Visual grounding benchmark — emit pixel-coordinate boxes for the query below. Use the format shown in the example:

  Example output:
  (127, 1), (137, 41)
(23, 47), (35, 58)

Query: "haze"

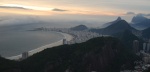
(0, 0), (150, 27)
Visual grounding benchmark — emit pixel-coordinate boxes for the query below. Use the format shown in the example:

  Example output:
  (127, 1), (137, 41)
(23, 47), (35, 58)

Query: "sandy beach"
(6, 32), (73, 60)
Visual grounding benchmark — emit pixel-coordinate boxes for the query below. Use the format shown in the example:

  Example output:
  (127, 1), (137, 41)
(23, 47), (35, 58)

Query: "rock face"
(70, 25), (88, 31)
(42, 37), (123, 72)
(84, 41), (117, 72)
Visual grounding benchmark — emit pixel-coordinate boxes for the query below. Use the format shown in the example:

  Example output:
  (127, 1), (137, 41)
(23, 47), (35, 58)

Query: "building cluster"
(19, 27), (103, 60)
(132, 39), (150, 55)
(20, 52), (29, 60)
(35, 27), (103, 44)
(121, 40), (150, 72)
(23, 27), (150, 72)
(143, 40), (150, 53)
(121, 61), (150, 72)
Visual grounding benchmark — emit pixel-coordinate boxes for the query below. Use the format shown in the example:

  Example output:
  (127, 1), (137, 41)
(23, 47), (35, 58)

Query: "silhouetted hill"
(91, 20), (137, 35)
(113, 30), (143, 50)
(101, 17), (122, 28)
(131, 15), (150, 29)
(0, 37), (139, 72)
(0, 56), (20, 72)
(70, 25), (88, 31)
(142, 27), (150, 39)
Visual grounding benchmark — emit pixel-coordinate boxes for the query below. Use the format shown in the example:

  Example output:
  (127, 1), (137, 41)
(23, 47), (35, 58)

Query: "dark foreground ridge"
(0, 37), (139, 72)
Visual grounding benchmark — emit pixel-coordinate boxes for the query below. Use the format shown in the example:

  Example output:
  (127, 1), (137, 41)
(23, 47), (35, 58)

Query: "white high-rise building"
(22, 52), (29, 59)
(63, 39), (67, 45)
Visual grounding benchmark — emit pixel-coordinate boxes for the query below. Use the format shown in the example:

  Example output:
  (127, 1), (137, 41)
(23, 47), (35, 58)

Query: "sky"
(0, 0), (150, 27)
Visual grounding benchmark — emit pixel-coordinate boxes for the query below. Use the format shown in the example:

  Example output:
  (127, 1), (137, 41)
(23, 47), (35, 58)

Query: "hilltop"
(0, 37), (139, 72)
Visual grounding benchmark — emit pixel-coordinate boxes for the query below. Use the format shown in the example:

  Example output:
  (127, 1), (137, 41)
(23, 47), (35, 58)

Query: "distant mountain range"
(131, 15), (150, 30)
(70, 25), (88, 31)
(131, 14), (148, 24)
(90, 20), (137, 35)
(101, 17), (122, 28)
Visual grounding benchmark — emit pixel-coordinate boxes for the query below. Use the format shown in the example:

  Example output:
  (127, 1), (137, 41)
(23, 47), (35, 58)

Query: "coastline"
(6, 32), (73, 60)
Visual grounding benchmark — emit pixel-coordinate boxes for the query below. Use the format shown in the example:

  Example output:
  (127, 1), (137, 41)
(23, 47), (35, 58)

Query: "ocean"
(0, 24), (64, 57)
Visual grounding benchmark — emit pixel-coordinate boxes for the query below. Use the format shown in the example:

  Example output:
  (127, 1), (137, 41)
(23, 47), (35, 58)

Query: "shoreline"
(6, 32), (73, 60)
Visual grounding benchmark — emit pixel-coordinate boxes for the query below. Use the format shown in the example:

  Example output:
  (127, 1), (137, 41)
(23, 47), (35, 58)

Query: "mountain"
(131, 15), (150, 29)
(101, 17), (122, 28)
(70, 25), (88, 31)
(131, 14), (148, 24)
(91, 20), (137, 35)
(132, 19), (150, 30)
(113, 30), (143, 50)
(0, 37), (138, 72)
(142, 27), (150, 39)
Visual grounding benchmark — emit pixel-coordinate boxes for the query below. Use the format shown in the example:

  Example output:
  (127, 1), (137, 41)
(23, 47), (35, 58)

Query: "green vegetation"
(0, 37), (140, 72)
(0, 56), (19, 72)
(113, 30), (143, 50)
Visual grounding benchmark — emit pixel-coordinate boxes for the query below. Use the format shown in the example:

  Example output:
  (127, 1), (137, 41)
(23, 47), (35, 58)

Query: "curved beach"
(6, 32), (73, 60)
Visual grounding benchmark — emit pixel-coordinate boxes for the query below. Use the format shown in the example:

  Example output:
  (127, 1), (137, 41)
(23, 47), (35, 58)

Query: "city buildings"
(143, 40), (150, 53)
(63, 39), (67, 45)
(22, 52), (29, 59)
(133, 40), (139, 53)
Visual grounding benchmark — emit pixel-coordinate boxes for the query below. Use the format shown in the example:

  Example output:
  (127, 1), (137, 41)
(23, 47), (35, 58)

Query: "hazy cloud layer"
(126, 12), (135, 15)
(0, 6), (31, 10)
(125, 12), (150, 17)
(136, 13), (150, 17)
(52, 8), (68, 12)
(0, 0), (150, 14)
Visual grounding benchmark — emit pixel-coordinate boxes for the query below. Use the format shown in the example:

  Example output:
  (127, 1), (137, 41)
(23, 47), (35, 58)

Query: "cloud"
(125, 12), (150, 17)
(52, 8), (68, 12)
(144, 14), (150, 16)
(137, 13), (150, 16)
(126, 12), (135, 15)
(0, 6), (31, 10)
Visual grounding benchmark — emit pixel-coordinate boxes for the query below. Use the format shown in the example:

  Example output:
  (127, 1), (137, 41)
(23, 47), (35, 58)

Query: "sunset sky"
(0, 0), (149, 16)
(0, 0), (150, 27)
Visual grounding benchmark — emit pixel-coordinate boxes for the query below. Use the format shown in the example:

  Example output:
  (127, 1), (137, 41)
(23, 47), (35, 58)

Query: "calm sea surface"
(0, 24), (64, 57)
